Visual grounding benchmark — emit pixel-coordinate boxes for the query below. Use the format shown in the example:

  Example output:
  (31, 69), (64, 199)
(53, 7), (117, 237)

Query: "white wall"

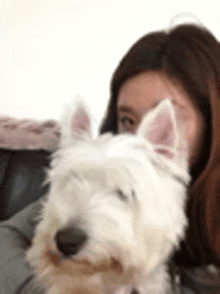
(1, 0), (220, 132)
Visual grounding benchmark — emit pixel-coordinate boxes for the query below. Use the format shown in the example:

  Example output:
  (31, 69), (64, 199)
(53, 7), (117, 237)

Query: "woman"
(1, 23), (220, 293)
(100, 24), (220, 292)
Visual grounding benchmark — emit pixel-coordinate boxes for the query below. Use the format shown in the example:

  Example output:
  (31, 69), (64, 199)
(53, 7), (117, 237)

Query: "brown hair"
(100, 24), (220, 268)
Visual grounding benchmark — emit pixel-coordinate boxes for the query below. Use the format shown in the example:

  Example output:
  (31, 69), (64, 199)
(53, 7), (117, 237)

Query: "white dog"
(26, 97), (190, 294)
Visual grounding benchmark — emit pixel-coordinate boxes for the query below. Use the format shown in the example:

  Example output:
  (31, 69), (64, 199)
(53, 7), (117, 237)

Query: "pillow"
(0, 116), (60, 151)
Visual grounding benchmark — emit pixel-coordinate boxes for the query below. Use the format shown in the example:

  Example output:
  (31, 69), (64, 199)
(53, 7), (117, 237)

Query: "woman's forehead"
(117, 71), (193, 114)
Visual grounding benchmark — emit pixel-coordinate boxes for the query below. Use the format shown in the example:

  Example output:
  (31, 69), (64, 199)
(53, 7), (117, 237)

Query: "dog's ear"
(60, 95), (92, 147)
(136, 98), (187, 160)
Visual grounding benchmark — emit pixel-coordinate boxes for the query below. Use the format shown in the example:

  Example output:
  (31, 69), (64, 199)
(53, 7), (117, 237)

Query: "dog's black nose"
(55, 227), (87, 256)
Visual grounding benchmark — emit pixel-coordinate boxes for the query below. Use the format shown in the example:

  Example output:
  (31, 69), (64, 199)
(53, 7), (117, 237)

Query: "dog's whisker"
(39, 263), (54, 279)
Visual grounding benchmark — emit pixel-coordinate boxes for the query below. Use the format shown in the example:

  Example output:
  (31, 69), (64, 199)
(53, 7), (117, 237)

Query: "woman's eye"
(118, 116), (136, 133)
(118, 116), (135, 133)
(118, 117), (135, 127)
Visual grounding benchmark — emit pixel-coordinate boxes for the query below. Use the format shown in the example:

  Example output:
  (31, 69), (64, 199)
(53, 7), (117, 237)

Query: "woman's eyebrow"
(117, 106), (139, 117)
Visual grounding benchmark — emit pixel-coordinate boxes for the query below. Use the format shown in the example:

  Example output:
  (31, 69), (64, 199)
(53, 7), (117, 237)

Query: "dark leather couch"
(0, 149), (51, 221)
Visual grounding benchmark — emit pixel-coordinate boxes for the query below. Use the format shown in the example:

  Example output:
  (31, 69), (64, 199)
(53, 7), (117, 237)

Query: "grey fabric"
(182, 288), (195, 294)
(0, 149), (50, 221)
(0, 198), (45, 294)
(179, 265), (220, 294)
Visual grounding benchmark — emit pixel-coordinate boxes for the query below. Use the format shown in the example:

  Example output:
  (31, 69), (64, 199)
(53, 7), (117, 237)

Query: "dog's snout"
(55, 227), (87, 256)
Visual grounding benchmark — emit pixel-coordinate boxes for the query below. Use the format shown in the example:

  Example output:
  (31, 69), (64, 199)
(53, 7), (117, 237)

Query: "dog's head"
(27, 96), (190, 293)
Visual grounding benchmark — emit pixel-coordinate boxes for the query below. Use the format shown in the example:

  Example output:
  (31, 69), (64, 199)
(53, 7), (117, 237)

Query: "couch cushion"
(0, 149), (51, 220)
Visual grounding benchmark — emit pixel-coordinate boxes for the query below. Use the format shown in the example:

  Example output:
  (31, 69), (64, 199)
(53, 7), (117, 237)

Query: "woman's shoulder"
(0, 197), (45, 241)
(0, 198), (45, 294)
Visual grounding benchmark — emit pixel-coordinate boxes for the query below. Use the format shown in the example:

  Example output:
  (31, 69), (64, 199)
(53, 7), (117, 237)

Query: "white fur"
(27, 97), (190, 294)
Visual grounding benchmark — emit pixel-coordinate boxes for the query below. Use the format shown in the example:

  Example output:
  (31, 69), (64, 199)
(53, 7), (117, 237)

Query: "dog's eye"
(131, 190), (136, 201)
(116, 189), (128, 201)
(114, 189), (136, 203)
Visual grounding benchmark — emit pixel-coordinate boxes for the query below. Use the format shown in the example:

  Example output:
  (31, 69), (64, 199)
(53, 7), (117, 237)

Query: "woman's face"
(117, 71), (205, 167)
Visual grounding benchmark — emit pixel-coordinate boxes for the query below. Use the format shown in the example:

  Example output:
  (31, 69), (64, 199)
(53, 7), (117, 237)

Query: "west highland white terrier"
(26, 97), (190, 294)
